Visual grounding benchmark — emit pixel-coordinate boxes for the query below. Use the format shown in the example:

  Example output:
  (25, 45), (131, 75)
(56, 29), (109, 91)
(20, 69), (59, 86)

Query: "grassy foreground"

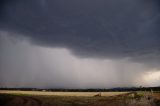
(0, 91), (160, 106)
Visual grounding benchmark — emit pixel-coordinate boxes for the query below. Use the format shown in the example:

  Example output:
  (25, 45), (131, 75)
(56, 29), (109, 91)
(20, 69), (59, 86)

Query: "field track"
(0, 96), (42, 106)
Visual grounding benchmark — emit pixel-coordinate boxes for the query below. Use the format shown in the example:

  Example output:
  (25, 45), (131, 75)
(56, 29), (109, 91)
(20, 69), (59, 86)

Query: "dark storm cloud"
(1, 1), (160, 88)
(0, 0), (160, 60)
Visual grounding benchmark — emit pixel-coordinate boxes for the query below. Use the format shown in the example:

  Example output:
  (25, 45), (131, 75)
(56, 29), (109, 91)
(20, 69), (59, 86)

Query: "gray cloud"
(0, 0), (160, 88)
(0, 0), (160, 60)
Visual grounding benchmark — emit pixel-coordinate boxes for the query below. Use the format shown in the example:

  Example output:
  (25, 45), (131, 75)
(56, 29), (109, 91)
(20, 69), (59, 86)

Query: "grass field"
(0, 90), (128, 97)
(0, 90), (160, 106)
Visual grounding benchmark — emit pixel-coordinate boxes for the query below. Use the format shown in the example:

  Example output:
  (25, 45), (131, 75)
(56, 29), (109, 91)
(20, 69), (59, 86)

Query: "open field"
(0, 90), (128, 97)
(0, 91), (160, 106)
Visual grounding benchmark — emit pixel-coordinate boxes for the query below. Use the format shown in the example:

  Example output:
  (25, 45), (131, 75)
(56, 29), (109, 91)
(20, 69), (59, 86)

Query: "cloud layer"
(0, 0), (160, 88)
(0, 0), (160, 60)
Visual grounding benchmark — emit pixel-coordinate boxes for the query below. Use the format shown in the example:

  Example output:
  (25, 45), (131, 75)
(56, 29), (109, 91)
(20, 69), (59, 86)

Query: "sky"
(0, 0), (160, 88)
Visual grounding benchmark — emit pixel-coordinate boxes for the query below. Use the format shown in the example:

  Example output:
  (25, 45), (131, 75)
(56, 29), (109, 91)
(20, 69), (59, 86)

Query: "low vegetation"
(0, 91), (160, 106)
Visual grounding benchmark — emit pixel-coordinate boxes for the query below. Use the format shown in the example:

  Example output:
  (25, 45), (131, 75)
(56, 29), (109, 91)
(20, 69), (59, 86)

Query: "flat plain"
(0, 90), (128, 97)
(0, 90), (160, 106)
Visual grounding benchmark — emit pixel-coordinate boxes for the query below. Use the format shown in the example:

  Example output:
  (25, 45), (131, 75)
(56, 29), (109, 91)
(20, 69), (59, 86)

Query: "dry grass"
(0, 91), (160, 106)
(0, 90), (128, 97)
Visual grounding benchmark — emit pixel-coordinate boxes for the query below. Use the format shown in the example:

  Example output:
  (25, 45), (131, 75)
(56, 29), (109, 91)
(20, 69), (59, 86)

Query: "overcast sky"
(0, 0), (160, 88)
